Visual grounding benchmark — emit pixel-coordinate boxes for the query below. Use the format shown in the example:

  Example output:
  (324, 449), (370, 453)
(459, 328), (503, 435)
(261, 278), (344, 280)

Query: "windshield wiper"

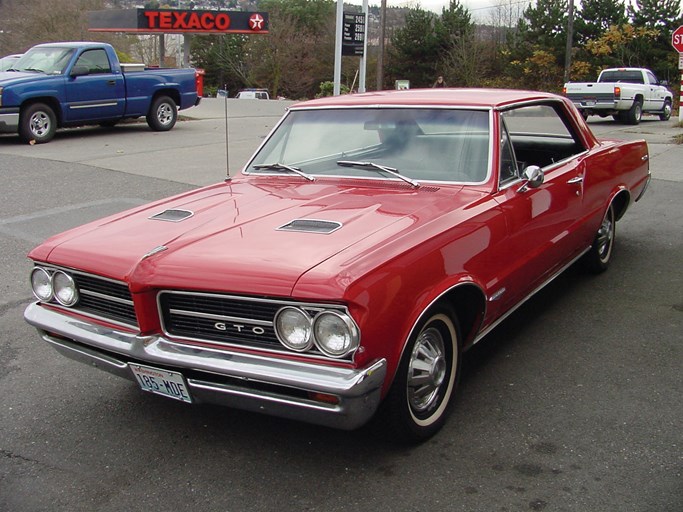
(252, 163), (315, 181)
(337, 160), (420, 188)
(22, 68), (45, 73)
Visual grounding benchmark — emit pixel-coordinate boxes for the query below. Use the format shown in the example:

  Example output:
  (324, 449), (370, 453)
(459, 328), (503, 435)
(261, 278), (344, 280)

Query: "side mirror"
(517, 165), (544, 193)
(660, 80), (669, 86)
(71, 64), (89, 77)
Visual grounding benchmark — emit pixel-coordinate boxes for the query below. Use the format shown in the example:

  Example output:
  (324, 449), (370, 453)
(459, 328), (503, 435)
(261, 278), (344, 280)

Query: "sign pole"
(672, 26), (683, 122)
(333, 0), (343, 96)
(358, 0), (368, 93)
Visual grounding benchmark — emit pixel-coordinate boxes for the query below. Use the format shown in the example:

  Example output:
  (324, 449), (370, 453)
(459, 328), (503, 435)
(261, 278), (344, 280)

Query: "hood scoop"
(277, 219), (342, 234)
(149, 209), (194, 222)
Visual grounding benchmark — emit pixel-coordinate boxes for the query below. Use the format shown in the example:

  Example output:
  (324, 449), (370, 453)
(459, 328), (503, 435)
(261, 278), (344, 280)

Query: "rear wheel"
(582, 204), (615, 273)
(19, 103), (56, 143)
(626, 100), (642, 125)
(659, 100), (672, 121)
(382, 305), (461, 443)
(146, 95), (177, 131)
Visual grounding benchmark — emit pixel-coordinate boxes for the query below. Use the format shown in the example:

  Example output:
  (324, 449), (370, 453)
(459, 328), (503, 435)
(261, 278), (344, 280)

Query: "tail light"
(614, 86), (621, 98)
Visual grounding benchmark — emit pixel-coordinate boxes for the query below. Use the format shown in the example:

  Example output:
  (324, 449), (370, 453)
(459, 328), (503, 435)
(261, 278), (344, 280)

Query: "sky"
(370, 0), (530, 20)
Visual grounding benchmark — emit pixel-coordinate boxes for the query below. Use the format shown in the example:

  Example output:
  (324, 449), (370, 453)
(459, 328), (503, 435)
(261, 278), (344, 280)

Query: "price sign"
(342, 12), (365, 56)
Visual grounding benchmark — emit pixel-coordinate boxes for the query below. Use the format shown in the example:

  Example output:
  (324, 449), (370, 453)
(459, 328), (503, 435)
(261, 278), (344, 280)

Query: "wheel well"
(612, 189), (631, 221)
(21, 97), (62, 125)
(440, 283), (487, 347)
(633, 94), (644, 105)
(152, 89), (180, 107)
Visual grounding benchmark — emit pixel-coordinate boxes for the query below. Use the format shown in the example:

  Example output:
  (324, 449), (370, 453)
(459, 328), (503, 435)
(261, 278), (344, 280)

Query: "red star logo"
(249, 14), (264, 31)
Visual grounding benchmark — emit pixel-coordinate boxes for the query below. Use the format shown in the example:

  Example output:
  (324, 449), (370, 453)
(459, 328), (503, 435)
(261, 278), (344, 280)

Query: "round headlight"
(313, 311), (359, 358)
(274, 307), (313, 352)
(52, 271), (79, 306)
(30, 267), (53, 302)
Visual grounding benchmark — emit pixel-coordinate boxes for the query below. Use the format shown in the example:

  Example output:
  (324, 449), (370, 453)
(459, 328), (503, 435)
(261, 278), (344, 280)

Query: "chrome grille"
(158, 291), (352, 359)
(73, 273), (137, 327)
(159, 292), (282, 350)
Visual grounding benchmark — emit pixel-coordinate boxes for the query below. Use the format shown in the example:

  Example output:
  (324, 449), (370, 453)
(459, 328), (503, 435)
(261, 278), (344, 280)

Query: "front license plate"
(130, 364), (192, 403)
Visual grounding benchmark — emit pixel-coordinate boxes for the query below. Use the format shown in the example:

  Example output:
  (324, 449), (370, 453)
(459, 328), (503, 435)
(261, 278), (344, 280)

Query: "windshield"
(248, 108), (491, 183)
(12, 47), (75, 75)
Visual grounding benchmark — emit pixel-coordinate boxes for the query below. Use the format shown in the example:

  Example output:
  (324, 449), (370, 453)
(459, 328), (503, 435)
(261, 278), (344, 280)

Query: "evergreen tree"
(628, 0), (682, 81)
(575, 0), (628, 45)
(386, 7), (439, 88)
(434, 0), (479, 86)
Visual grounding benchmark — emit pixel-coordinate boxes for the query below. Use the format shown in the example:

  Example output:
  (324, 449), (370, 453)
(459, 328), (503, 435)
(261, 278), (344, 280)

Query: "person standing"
(432, 75), (447, 88)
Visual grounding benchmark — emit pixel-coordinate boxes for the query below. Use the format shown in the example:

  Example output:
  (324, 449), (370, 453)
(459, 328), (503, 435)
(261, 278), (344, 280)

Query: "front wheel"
(659, 100), (672, 121)
(19, 103), (57, 143)
(381, 306), (461, 443)
(582, 204), (615, 273)
(146, 95), (177, 131)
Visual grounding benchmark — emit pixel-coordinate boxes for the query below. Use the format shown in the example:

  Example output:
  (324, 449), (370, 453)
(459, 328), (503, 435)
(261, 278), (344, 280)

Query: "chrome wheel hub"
(30, 112), (50, 137)
(157, 104), (173, 125)
(407, 327), (447, 413)
(597, 214), (613, 260)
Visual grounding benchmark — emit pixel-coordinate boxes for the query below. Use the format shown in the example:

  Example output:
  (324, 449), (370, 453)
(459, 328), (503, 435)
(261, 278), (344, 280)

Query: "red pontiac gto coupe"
(24, 89), (650, 442)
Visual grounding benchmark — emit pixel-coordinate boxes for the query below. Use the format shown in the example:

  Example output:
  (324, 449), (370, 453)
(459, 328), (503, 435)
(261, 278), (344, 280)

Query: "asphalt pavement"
(0, 99), (681, 512)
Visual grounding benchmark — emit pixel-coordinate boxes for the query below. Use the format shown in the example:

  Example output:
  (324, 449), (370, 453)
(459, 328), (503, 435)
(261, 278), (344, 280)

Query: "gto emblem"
(214, 322), (265, 335)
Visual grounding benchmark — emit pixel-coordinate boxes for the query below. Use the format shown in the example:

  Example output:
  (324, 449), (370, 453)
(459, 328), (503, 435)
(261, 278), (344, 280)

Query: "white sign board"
(679, 53), (683, 70)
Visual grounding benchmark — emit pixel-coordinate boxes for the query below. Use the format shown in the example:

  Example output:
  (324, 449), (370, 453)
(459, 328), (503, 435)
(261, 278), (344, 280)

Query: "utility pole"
(376, 0), (387, 90)
(564, 0), (574, 84)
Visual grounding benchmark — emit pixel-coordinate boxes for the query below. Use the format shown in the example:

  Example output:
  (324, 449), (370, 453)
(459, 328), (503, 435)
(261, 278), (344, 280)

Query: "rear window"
(598, 70), (644, 84)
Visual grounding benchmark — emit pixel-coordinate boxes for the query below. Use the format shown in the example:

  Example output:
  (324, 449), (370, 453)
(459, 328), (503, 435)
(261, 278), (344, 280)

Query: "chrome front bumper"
(24, 303), (387, 430)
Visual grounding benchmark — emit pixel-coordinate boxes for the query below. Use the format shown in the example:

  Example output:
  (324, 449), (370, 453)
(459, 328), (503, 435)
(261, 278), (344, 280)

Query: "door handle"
(567, 176), (583, 184)
(107, 80), (116, 86)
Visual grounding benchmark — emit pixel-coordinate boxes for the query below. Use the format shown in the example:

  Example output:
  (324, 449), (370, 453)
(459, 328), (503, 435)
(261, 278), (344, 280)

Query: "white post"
(358, 0), (369, 93)
(333, 0), (344, 96)
(679, 70), (683, 123)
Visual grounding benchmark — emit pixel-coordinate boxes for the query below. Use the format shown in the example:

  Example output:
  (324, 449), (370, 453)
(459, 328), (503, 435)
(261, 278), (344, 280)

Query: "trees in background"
(1, 0), (681, 98)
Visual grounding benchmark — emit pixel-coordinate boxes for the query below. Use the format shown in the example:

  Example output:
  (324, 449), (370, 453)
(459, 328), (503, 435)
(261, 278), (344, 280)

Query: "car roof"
(32, 42), (108, 50)
(292, 88), (560, 110)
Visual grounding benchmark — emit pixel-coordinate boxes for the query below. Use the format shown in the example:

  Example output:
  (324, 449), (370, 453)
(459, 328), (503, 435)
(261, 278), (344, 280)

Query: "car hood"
(0, 71), (52, 85)
(31, 177), (484, 297)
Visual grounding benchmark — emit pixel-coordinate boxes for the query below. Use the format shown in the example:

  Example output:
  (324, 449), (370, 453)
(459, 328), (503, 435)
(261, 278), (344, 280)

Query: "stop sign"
(672, 26), (683, 53)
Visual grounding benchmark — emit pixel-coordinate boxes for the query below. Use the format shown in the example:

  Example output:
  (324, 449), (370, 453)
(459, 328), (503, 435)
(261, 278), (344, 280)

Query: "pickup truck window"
(74, 49), (112, 74)
(13, 47), (74, 75)
(598, 70), (644, 84)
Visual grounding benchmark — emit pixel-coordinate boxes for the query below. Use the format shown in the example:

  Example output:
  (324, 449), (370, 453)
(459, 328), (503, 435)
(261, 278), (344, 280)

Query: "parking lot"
(0, 101), (681, 512)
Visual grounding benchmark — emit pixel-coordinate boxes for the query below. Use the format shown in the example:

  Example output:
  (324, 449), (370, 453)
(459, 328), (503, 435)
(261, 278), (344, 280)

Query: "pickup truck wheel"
(147, 95), (177, 131)
(381, 305), (461, 443)
(582, 204), (615, 273)
(659, 100), (672, 121)
(626, 100), (642, 125)
(19, 103), (56, 143)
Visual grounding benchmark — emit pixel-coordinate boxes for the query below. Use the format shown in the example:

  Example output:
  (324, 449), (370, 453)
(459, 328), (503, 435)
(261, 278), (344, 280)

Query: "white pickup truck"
(563, 68), (672, 124)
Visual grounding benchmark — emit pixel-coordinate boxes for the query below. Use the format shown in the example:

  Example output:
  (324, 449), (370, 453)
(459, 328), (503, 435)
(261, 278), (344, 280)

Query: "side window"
(501, 104), (586, 170)
(74, 49), (111, 74)
(646, 71), (658, 85)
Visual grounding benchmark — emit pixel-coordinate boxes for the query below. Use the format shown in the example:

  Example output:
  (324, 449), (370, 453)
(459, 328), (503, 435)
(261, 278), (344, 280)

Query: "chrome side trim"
(68, 101), (119, 110)
(472, 248), (590, 345)
(25, 303), (386, 430)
